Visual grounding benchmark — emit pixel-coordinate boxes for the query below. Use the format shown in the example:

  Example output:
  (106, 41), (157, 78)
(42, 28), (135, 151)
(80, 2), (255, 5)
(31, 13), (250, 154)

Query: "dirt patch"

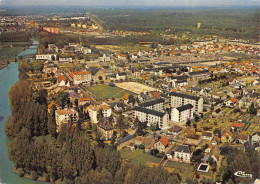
(116, 82), (157, 94)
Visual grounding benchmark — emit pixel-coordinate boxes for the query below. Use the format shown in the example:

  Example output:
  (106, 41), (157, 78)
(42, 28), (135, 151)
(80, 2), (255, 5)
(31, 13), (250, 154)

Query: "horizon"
(0, 0), (259, 8)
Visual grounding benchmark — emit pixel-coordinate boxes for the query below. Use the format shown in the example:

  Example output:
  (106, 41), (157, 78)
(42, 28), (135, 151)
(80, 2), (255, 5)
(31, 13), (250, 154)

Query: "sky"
(0, 0), (259, 7)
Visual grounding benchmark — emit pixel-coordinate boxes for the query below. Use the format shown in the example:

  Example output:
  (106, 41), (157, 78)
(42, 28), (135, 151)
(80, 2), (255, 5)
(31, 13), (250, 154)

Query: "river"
(0, 38), (46, 184)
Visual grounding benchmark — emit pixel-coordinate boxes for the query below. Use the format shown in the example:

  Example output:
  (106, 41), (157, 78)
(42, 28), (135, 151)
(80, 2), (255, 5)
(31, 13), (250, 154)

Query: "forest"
(92, 7), (259, 40)
(0, 32), (31, 42)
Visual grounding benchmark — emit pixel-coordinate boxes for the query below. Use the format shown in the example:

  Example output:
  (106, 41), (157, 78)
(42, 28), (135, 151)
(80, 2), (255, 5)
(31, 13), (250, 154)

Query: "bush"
(16, 168), (25, 177)
(42, 173), (50, 182)
(138, 144), (145, 150)
(30, 171), (38, 181)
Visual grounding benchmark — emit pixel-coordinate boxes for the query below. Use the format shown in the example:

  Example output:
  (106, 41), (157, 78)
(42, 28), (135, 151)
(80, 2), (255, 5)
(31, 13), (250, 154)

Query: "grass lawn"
(120, 148), (161, 165)
(86, 84), (135, 100)
(165, 160), (194, 181)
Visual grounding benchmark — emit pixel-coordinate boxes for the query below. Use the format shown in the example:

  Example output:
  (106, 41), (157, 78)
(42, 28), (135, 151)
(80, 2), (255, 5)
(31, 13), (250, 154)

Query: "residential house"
(231, 122), (243, 132)
(174, 145), (191, 162)
(201, 131), (214, 141)
(48, 44), (59, 53)
(70, 71), (92, 84)
(55, 108), (78, 129)
(116, 134), (136, 150)
(186, 134), (201, 145)
(116, 72), (127, 81)
(97, 116), (114, 140)
(154, 137), (169, 152)
(83, 47), (91, 54)
(170, 92), (203, 113)
(99, 53), (111, 62)
(114, 102), (125, 112)
(42, 61), (57, 74)
(168, 125), (182, 136)
(236, 134), (248, 144)
(221, 130), (233, 142)
(78, 98), (90, 106)
(47, 102), (61, 113)
(134, 136), (155, 151)
(252, 132), (260, 143)
(59, 57), (73, 63)
(88, 103), (112, 123)
(36, 54), (57, 60)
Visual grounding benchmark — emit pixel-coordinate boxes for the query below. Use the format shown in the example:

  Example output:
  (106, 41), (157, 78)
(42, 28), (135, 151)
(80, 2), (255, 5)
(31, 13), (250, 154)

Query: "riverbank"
(0, 38), (38, 70)
(0, 63), (45, 184)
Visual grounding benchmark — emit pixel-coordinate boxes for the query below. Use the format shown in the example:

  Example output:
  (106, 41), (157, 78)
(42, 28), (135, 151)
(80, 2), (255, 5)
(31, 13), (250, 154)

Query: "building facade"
(171, 104), (194, 122)
(170, 92), (203, 113)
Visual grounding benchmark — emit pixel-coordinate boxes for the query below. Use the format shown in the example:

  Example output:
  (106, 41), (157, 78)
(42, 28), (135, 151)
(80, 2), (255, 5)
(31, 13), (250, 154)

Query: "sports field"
(86, 84), (134, 100)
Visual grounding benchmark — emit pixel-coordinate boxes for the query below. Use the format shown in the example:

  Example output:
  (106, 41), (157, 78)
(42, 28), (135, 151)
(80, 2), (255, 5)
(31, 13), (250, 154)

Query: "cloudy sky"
(0, 0), (259, 7)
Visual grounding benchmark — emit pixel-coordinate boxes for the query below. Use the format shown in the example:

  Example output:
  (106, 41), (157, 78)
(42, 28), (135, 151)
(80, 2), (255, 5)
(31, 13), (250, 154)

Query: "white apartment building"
(139, 98), (165, 112)
(171, 104), (194, 122)
(170, 92), (203, 113)
(133, 106), (169, 129)
(88, 103), (112, 124)
(36, 54), (57, 60)
(55, 108), (79, 128)
(69, 71), (92, 84)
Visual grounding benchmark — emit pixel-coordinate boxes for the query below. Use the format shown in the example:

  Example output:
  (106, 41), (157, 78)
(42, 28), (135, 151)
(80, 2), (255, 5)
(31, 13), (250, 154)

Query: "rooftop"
(133, 106), (165, 117)
(170, 92), (200, 101)
(176, 104), (193, 112)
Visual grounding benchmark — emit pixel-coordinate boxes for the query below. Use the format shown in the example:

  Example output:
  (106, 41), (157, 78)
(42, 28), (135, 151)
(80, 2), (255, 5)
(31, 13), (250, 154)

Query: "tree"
(47, 110), (57, 137)
(56, 91), (70, 108)
(213, 128), (221, 138)
(74, 98), (78, 107)
(248, 102), (257, 115)
(186, 119), (191, 127)
(191, 149), (204, 163)
(115, 114), (127, 136)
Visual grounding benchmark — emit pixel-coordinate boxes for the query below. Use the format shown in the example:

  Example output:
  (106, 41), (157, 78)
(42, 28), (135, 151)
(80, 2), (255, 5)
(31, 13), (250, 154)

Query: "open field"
(116, 82), (157, 94)
(196, 61), (227, 66)
(86, 84), (135, 100)
(120, 148), (161, 165)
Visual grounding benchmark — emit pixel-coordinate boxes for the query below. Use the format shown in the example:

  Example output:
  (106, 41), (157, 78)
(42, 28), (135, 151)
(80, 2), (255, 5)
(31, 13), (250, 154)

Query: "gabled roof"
(151, 91), (161, 99)
(230, 98), (237, 103)
(232, 122), (243, 128)
(123, 93), (129, 100)
(159, 137), (169, 146)
(78, 98), (90, 102)
(48, 102), (60, 109)
(70, 71), (90, 78)
(237, 134), (248, 141)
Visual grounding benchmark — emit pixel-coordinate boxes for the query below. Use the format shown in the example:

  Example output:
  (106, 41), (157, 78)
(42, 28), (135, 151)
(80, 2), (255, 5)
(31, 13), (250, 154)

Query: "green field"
(120, 148), (161, 165)
(86, 84), (135, 100)
(0, 47), (24, 61)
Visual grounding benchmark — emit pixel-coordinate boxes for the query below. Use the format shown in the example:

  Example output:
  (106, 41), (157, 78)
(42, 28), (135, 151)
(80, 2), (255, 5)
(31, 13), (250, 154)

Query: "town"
(1, 6), (259, 184)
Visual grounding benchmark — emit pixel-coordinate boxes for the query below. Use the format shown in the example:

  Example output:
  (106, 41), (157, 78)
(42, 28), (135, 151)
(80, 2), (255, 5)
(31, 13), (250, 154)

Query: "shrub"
(30, 171), (38, 181)
(16, 168), (25, 177)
